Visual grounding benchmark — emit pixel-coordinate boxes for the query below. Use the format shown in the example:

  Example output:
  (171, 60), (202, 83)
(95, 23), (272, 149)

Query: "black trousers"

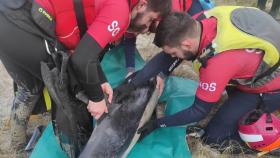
(0, 12), (49, 90)
(133, 50), (280, 145)
(0, 12), (48, 152)
(203, 89), (280, 144)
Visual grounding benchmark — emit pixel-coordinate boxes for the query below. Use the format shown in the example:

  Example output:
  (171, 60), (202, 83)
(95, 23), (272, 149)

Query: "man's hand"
(115, 71), (138, 101)
(87, 99), (108, 120)
(114, 82), (136, 102)
(137, 120), (159, 141)
(125, 71), (134, 79)
(156, 76), (165, 97)
(101, 82), (113, 103)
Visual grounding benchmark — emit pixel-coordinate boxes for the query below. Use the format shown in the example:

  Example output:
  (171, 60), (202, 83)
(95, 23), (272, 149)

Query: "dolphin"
(40, 52), (93, 158)
(79, 78), (158, 158)
(41, 50), (158, 158)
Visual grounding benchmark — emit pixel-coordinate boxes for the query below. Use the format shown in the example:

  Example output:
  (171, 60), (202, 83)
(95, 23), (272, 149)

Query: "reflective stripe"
(239, 131), (264, 142)
(43, 87), (52, 111)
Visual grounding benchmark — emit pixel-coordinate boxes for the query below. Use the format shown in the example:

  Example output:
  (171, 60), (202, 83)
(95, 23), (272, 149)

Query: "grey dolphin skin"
(79, 79), (159, 158)
(40, 50), (158, 158)
(40, 52), (93, 158)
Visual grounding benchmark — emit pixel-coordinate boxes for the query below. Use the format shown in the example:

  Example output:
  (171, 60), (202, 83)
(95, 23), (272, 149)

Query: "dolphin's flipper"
(41, 56), (93, 158)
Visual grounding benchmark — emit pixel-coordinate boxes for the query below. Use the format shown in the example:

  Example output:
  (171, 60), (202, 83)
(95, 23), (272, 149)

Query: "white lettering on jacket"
(107, 21), (120, 37)
(199, 82), (217, 92)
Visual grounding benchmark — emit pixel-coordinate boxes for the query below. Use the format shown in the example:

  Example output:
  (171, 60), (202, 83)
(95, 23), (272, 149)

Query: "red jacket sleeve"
(87, 1), (130, 48)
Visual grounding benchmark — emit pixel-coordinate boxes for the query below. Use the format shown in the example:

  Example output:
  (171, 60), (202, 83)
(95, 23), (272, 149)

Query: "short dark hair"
(147, 0), (172, 18)
(154, 12), (197, 47)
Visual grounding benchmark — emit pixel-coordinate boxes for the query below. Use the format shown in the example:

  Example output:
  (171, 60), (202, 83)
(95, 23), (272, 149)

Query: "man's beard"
(182, 50), (197, 61)
(128, 12), (147, 33)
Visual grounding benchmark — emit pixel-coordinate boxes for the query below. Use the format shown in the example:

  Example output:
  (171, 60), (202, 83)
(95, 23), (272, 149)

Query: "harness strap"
(257, 93), (272, 123)
(73, 0), (87, 38)
(197, 43), (216, 68)
(254, 59), (280, 83)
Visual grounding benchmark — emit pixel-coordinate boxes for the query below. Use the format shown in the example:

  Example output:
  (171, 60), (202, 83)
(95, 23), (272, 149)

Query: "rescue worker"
(123, 0), (214, 79)
(133, 7), (280, 152)
(0, 0), (171, 156)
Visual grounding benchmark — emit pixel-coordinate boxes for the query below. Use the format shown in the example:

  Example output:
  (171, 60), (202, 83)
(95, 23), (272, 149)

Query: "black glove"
(125, 70), (138, 83)
(113, 70), (139, 102)
(137, 120), (159, 141)
(186, 125), (205, 138)
(114, 82), (136, 102)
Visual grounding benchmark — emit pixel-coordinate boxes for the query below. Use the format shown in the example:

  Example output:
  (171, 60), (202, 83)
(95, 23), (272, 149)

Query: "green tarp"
(128, 76), (196, 158)
(31, 45), (196, 158)
(30, 122), (69, 158)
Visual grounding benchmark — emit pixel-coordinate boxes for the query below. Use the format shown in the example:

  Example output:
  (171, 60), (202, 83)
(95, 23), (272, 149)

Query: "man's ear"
(136, 0), (148, 11)
(181, 39), (192, 49)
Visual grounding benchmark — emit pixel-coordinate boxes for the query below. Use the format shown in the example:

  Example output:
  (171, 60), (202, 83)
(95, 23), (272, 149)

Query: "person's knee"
(203, 118), (238, 145)
(263, 92), (280, 112)
(202, 130), (241, 145)
(16, 80), (43, 96)
(15, 85), (40, 101)
(12, 85), (41, 119)
(202, 134), (221, 145)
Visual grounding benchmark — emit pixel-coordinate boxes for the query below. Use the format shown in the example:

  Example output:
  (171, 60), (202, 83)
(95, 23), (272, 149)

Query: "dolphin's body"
(41, 56), (93, 158)
(79, 79), (158, 158)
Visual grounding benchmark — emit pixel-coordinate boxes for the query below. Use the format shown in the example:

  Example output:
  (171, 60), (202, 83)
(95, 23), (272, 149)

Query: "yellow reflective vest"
(193, 6), (280, 87)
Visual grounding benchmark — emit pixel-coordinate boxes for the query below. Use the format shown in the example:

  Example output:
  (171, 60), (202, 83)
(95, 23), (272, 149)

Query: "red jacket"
(196, 17), (280, 102)
(35, 0), (136, 49)
(172, 0), (192, 12)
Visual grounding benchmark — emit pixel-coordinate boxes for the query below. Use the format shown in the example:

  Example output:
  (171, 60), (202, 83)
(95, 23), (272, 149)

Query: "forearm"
(97, 65), (107, 84)
(70, 33), (104, 101)
(124, 36), (136, 71)
(132, 51), (179, 86)
(157, 97), (213, 127)
(160, 54), (182, 78)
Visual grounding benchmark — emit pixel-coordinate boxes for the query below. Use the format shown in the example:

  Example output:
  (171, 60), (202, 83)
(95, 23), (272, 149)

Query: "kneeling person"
(137, 6), (280, 151)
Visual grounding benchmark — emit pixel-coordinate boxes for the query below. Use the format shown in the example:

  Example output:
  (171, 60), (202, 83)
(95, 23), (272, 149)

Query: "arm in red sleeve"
(196, 51), (245, 102)
(70, 1), (129, 101)
(124, 35), (137, 72)
(87, 1), (130, 48)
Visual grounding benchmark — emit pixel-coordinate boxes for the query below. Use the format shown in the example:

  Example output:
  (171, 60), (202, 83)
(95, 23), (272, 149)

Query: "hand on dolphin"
(101, 82), (113, 103)
(114, 71), (139, 101)
(87, 99), (108, 120)
(156, 76), (165, 97)
(114, 82), (136, 101)
(137, 119), (159, 141)
(125, 71), (134, 79)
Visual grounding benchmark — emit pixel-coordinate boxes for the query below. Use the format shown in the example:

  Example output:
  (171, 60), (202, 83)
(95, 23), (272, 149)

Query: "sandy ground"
(0, 0), (279, 158)
(0, 63), (14, 157)
(0, 63), (50, 157)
